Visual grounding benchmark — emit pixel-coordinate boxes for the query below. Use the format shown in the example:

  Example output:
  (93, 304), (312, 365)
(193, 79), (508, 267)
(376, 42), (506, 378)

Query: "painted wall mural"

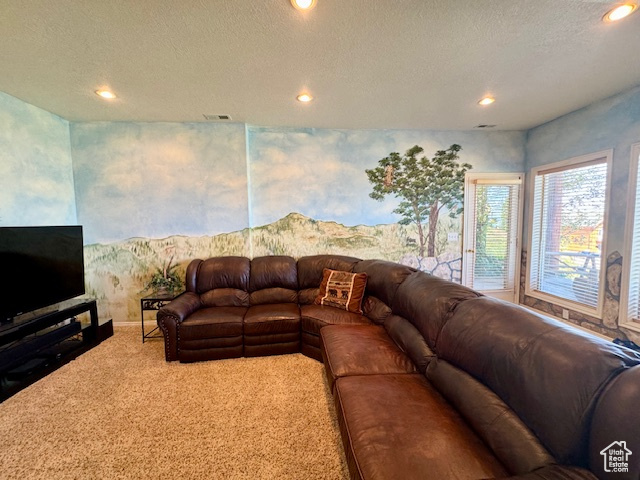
(1, 90), (532, 325)
(70, 122), (250, 245)
(66, 124), (526, 323)
(247, 126), (525, 279)
(0, 92), (76, 226)
(69, 121), (251, 322)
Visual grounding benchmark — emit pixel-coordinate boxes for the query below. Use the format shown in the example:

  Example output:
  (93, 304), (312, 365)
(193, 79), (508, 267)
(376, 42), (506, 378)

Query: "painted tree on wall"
(366, 144), (471, 258)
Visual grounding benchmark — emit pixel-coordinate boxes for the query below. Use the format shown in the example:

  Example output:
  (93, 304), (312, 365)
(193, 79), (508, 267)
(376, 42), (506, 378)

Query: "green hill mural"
(84, 212), (462, 323)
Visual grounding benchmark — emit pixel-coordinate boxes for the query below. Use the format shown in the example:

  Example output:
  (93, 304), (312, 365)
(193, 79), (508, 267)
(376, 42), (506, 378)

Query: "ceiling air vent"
(474, 124), (496, 128)
(203, 114), (232, 121)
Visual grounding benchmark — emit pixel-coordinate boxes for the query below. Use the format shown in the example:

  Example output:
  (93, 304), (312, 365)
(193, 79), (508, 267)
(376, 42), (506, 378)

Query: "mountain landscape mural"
(84, 212), (463, 323)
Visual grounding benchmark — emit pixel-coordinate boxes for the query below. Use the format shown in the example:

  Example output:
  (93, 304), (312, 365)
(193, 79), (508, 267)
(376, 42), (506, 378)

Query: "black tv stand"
(0, 299), (107, 401)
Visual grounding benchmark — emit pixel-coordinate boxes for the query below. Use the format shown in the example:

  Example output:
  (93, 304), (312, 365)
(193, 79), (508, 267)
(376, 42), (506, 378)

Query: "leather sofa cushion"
(249, 256), (297, 291)
(384, 314), (434, 373)
(244, 342), (299, 357)
(501, 465), (599, 479)
(180, 335), (242, 350)
(589, 364), (640, 478)
(244, 303), (300, 336)
(194, 256), (250, 293)
(300, 304), (371, 335)
(438, 296), (640, 467)
(426, 357), (555, 474)
(353, 259), (416, 306)
(298, 287), (319, 305)
(244, 332), (299, 346)
(201, 288), (250, 307)
(249, 287), (298, 305)
(320, 324), (416, 390)
(179, 306), (246, 339)
(392, 270), (481, 349)
(334, 374), (508, 480)
(301, 331), (320, 348)
(297, 254), (361, 289)
(361, 296), (392, 324)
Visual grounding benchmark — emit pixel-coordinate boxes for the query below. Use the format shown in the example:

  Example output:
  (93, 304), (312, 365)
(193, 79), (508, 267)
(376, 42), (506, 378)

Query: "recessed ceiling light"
(297, 93), (313, 103)
(95, 89), (116, 99)
(291, 0), (316, 10)
(478, 96), (495, 106)
(603, 3), (637, 22)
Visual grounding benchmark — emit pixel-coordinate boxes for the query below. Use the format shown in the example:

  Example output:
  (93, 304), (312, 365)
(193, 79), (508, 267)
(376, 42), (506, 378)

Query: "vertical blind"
(529, 159), (607, 309)
(627, 151), (640, 322)
(469, 180), (520, 291)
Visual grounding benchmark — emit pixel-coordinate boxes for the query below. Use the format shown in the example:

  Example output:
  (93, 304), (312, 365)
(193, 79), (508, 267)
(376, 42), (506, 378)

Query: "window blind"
(469, 182), (520, 291)
(626, 152), (640, 322)
(529, 160), (607, 309)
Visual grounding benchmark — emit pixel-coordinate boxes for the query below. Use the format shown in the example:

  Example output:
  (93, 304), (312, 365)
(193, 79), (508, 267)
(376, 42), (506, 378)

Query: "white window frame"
(619, 142), (640, 333)
(525, 149), (613, 318)
(462, 172), (524, 302)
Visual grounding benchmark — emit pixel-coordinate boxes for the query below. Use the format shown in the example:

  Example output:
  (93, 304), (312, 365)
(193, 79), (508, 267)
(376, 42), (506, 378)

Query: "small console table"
(140, 291), (183, 343)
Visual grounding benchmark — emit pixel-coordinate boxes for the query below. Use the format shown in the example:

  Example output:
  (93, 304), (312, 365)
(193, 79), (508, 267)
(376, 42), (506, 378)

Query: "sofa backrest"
(353, 260), (416, 325)
(249, 256), (298, 305)
(589, 364), (640, 479)
(185, 257), (251, 307)
(353, 259), (416, 306)
(437, 296), (640, 468)
(392, 270), (482, 349)
(425, 356), (555, 475)
(384, 314), (434, 373)
(296, 255), (361, 304)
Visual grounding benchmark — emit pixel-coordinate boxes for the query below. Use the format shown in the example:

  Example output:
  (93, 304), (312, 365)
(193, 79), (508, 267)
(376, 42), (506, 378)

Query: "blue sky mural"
(70, 122), (249, 245)
(0, 92), (76, 226)
(247, 126), (526, 228)
(68, 122), (526, 245)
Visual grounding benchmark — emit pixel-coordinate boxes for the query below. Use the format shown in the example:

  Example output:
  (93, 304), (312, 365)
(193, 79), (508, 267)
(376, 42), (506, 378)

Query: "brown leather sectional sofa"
(157, 254), (640, 480)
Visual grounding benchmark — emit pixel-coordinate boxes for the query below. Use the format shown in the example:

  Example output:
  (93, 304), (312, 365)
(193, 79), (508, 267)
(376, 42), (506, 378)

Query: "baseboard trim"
(113, 321), (140, 327)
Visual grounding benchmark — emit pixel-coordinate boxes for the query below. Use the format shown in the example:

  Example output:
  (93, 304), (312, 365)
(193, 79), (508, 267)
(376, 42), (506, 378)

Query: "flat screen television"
(0, 226), (85, 322)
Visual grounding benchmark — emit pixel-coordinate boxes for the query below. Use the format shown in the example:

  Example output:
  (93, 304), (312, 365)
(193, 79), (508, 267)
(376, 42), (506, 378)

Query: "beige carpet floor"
(0, 327), (349, 479)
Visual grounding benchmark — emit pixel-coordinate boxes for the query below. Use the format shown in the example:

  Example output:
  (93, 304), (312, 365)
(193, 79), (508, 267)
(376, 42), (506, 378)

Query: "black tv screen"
(0, 226), (85, 321)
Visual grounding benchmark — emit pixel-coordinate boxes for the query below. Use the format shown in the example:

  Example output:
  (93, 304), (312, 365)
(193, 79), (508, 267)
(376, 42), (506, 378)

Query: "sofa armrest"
(499, 465), (598, 480)
(156, 292), (202, 361)
(160, 292), (202, 320)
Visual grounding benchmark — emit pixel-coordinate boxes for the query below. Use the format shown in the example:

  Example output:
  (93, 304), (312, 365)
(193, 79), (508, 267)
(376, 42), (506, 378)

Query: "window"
(462, 174), (523, 302)
(526, 150), (612, 316)
(621, 143), (640, 331)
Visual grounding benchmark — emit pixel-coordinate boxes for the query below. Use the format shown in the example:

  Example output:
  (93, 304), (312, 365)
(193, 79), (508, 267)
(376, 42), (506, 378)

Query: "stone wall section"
(400, 253), (462, 283)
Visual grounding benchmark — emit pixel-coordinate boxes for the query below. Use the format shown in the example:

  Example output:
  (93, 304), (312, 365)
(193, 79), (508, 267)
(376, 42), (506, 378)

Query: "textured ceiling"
(1, 0), (640, 130)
